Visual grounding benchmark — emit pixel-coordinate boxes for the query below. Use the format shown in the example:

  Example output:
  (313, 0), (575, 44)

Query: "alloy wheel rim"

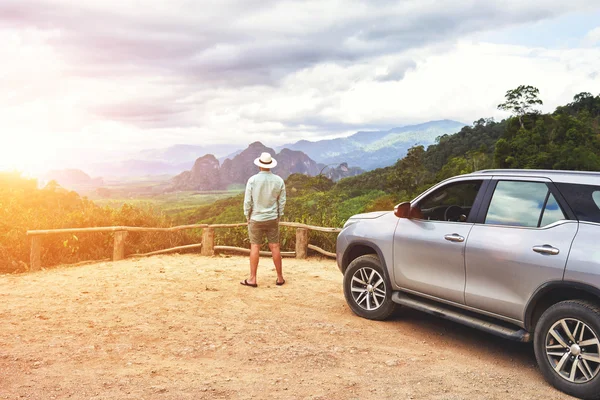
(350, 267), (386, 311)
(545, 318), (600, 383)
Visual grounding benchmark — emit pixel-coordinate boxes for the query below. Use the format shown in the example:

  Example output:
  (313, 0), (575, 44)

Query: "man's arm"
(278, 181), (286, 219)
(243, 177), (253, 221)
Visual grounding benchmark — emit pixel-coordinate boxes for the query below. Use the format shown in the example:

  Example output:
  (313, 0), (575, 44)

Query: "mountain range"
(80, 120), (464, 178)
(44, 120), (466, 192)
(44, 169), (104, 188)
(166, 142), (363, 191)
(277, 120), (466, 170)
(83, 144), (240, 178)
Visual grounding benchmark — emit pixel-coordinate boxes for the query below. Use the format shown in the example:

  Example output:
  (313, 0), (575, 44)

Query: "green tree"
(573, 92), (593, 102)
(386, 145), (429, 196)
(438, 151), (491, 180)
(497, 85), (543, 129)
(567, 92), (598, 116)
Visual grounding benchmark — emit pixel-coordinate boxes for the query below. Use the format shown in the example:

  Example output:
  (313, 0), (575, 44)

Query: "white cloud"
(0, 0), (600, 172)
(183, 40), (600, 133)
(585, 27), (600, 45)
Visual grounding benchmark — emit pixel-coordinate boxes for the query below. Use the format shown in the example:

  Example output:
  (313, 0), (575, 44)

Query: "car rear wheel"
(534, 300), (600, 399)
(343, 254), (397, 321)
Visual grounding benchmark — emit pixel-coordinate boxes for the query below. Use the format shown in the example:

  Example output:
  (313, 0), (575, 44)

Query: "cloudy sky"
(1, 0), (600, 172)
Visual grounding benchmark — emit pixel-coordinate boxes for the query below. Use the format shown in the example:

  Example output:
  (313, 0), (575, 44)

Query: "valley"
(91, 190), (243, 217)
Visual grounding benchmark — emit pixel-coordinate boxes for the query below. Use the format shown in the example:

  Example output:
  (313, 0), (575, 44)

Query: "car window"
(540, 193), (565, 227)
(555, 183), (600, 223)
(485, 181), (565, 227)
(417, 180), (482, 222)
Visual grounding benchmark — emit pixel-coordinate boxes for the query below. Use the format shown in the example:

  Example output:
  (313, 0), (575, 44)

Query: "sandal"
(240, 279), (258, 288)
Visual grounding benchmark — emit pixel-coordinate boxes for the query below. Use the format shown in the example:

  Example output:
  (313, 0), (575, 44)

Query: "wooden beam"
(127, 243), (203, 258)
(201, 228), (215, 256)
(307, 244), (336, 258)
(113, 231), (128, 261)
(24, 220), (342, 269)
(295, 228), (309, 259)
(30, 236), (41, 272)
(206, 223), (248, 228)
(214, 246), (296, 257)
(280, 222), (341, 233)
(26, 221), (341, 236)
(27, 224), (209, 236)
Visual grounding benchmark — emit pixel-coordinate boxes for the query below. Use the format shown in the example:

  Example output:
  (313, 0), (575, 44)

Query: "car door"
(464, 178), (578, 322)
(393, 178), (489, 304)
(558, 182), (600, 287)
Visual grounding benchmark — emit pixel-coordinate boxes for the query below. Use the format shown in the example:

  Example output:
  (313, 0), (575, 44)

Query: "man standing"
(240, 152), (286, 288)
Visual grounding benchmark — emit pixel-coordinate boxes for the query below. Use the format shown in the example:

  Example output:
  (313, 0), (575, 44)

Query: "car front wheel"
(534, 300), (600, 400)
(343, 254), (397, 321)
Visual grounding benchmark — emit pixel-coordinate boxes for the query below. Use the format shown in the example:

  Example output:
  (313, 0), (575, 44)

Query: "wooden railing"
(26, 222), (342, 271)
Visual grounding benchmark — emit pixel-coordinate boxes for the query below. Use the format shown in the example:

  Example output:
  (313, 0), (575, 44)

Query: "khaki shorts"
(248, 218), (280, 244)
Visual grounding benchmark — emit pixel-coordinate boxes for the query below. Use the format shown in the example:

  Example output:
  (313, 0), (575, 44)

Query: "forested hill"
(186, 90), (600, 231)
(2, 89), (599, 273)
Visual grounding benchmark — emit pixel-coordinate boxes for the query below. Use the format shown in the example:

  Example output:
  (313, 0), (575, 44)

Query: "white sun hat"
(254, 152), (277, 168)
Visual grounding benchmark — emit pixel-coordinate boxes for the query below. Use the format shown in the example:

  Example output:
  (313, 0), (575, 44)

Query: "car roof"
(470, 169), (600, 185)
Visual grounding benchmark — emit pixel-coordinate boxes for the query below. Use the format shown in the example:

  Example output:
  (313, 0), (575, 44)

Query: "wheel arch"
(342, 241), (389, 277)
(525, 281), (600, 331)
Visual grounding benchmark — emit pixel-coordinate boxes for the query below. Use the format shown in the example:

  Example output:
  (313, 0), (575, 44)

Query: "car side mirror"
(394, 202), (423, 219)
(394, 202), (412, 218)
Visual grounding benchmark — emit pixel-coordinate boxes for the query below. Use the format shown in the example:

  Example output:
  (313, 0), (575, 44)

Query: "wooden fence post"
(30, 236), (41, 272)
(295, 228), (308, 259)
(113, 231), (128, 261)
(201, 228), (215, 256)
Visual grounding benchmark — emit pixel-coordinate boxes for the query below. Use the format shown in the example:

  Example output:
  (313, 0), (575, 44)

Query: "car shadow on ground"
(388, 307), (537, 367)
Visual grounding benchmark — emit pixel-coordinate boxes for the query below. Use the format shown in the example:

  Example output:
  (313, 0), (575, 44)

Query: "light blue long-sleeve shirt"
(243, 171), (286, 222)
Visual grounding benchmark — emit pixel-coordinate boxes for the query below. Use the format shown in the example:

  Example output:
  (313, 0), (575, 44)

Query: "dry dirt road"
(0, 255), (574, 400)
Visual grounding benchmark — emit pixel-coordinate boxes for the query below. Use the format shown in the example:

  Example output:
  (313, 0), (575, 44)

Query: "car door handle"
(532, 245), (560, 255)
(444, 234), (465, 243)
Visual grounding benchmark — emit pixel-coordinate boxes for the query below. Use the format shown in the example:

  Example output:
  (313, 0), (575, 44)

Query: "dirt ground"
(0, 254), (575, 400)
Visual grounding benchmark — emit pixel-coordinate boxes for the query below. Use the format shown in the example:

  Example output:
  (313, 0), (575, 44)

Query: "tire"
(534, 300), (600, 400)
(343, 254), (397, 321)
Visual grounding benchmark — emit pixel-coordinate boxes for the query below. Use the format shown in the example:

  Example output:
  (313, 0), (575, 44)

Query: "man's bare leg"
(246, 243), (260, 285)
(269, 243), (284, 283)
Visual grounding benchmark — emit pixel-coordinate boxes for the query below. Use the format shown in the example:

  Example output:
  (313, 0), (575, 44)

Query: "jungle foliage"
(2, 89), (599, 272)
(188, 89), (600, 253)
(0, 173), (201, 273)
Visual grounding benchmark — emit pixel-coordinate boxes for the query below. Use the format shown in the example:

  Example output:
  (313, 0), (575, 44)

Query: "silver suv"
(336, 169), (600, 399)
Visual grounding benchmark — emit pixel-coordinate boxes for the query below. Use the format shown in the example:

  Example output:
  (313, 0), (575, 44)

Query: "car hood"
(348, 211), (391, 220)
